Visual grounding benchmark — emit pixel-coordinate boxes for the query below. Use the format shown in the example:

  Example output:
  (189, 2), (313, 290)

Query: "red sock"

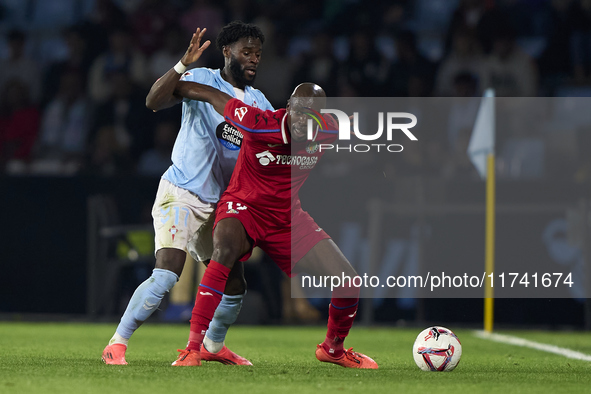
(187, 260), (230, 351)
(322, 295), (359, 358)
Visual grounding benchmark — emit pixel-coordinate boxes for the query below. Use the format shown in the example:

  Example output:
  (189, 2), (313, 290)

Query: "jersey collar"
(280, 112), (289, 144)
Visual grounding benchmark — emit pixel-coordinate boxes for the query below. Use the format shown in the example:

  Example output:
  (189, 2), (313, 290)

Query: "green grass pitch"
(1, 322), (590, 393)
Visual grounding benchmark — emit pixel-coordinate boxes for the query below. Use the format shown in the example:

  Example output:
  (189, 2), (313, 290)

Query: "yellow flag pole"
(484, 153), (496, 333)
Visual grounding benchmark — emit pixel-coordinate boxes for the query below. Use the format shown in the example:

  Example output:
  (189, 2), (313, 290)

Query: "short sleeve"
(180, 68), (214, 102)
(179, 68), (211, 83)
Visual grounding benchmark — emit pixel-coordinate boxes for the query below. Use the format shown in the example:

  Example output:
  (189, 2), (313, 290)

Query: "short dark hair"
(216, 21), (265, 51)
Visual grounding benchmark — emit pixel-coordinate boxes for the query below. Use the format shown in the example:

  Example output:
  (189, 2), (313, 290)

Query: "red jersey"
(222, 98), (336, 224)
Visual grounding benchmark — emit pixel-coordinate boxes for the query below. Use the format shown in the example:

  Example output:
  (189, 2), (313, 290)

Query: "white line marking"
(474, 330), (591, 361)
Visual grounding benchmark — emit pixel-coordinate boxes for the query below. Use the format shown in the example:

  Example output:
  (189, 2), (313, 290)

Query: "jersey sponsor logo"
(274, 154), (319, 170)
(256, 150), (276, 166)
(235, 106), (248, 121)
(255, 150), (319, 169)
(216, 122), (243, 150)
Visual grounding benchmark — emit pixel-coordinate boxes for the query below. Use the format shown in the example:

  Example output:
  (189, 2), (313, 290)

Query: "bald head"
(289, 82), (326, 112)
(291, 82), (326, 98)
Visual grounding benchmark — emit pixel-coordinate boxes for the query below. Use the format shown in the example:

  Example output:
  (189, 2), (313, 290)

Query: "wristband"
(174, 61), (187, 74)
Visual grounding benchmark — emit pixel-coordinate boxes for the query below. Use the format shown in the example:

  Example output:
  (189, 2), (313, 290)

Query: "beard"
(229, 55), (255, 88)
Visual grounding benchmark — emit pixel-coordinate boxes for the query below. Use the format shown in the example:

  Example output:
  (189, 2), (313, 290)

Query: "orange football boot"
(315, 344), (378, 369)
(172, 349), (202, 366)
(201, 345), (252, 365)
(102, 344), (128, 365)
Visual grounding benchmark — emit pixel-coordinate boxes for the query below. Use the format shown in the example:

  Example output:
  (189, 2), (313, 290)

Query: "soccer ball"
(412, 326), (462, 371)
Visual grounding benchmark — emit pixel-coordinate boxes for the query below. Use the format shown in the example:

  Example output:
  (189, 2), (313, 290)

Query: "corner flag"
(468, 88), (496, 333)
(468, 88), (495, 179)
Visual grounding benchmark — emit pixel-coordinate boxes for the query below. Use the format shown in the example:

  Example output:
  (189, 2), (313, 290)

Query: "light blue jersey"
(162, 68), (273, 203)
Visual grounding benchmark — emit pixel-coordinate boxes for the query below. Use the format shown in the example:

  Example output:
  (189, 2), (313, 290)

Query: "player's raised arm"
(146, 27), (211, 111)
(174, 81), (232, 115)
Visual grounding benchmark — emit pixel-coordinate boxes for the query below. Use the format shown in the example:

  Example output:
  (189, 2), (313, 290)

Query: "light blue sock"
(116, 268), (178, 339)
(205, 293), (244, 343)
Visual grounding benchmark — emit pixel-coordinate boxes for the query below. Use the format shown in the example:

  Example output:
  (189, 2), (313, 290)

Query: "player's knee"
(212, 218), (249, 268)
(155, 248), (186, 277)
(211, 244), (241, 269)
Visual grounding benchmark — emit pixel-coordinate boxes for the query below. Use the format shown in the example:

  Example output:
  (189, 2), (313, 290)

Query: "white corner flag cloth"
(467, 88), (495, 180)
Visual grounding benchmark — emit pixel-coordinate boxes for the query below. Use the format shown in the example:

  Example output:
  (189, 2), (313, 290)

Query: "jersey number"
(226, 201), (247, 214)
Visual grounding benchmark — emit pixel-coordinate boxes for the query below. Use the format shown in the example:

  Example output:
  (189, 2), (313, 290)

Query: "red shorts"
(214, 198), (330, 276)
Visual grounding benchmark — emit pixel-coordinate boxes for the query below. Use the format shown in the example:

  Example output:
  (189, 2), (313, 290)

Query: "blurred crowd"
(0, 0), (590, 181)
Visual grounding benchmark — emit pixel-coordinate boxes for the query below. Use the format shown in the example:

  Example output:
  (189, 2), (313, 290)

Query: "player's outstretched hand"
(180, 27), (211, 67)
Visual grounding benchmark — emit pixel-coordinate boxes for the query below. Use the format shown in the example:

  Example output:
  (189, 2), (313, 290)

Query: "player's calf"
(224, 261), (247, 295)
